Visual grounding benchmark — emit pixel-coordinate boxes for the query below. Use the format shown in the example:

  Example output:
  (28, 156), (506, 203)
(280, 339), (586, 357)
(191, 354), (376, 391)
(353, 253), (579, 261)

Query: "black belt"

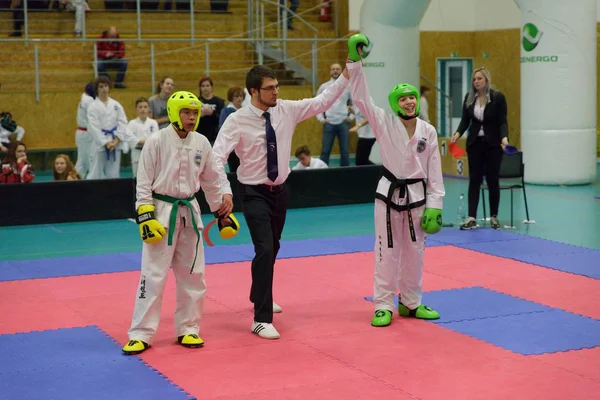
(375, 167), (426, 247)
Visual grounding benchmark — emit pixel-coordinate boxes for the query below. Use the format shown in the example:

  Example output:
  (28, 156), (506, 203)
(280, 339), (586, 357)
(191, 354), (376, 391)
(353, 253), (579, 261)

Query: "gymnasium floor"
(1, 166), (599, 399)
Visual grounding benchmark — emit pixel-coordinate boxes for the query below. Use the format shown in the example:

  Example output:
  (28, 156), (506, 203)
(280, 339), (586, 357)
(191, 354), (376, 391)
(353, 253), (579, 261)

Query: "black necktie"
(263, 112), (278, 182)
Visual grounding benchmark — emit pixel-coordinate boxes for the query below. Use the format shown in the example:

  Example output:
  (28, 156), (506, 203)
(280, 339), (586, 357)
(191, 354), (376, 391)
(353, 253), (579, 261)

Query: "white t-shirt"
(292, 157), (328, 170)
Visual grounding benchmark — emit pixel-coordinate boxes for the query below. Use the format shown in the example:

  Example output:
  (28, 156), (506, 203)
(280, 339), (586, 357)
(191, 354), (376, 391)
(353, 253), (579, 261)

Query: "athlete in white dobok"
(347, 34), (446, 327)
(122, 91), (238, 355)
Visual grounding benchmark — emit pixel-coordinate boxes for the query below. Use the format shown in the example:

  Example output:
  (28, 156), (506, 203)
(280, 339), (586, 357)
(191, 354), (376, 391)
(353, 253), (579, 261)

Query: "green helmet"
(167, 91), (202, 132)
(388, 83), (420, 119)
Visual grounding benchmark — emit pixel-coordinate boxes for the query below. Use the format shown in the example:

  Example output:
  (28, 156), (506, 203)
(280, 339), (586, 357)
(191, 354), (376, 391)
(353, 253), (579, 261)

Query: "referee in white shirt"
(213, 64), (350, 340)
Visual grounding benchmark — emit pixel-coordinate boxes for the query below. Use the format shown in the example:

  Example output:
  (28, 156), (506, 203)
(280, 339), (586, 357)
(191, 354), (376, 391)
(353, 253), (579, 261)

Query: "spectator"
(58, 0), (89, 37)
(0, 111), (25, 152)
(96, 26), (128, 89)
(74, 82), (96, 179)
(126, 97), (158, 178)
(218, 86), (245, 173)
(87, 76), (138, 179)
(53, 154), (81, 180)
(451, 67), (510, 230)
(149, 77), (175, 129)
(292, 145), (327, 170)
(0, 141), (34, 183)
(279, 0), (299, 30)
(219, 86), (245, 129)
(316, 63), (353, 166)
(9, 1), (49, 37)
(197, 76), (225, 144)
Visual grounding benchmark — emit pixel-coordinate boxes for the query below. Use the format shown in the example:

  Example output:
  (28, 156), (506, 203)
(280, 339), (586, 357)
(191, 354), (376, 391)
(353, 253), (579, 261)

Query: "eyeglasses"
(260, 85), (280, 92)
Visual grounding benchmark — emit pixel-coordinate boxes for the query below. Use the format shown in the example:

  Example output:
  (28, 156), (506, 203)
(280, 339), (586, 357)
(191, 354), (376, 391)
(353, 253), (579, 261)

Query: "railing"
(1, 0), (249, 41)
(249, 0), (318, 60)
(0, 36), (346, 99)
(0, 0), (337, 43)
(0, 0), (344, 97)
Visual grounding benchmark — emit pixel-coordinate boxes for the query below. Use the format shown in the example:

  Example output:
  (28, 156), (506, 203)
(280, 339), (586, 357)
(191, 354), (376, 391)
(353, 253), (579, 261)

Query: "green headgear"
(388, 83), (420, 120)
(167, 91), (202, 132)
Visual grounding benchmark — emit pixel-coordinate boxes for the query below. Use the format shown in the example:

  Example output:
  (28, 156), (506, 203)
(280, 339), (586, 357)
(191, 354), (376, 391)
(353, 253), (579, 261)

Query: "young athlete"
(346, 34), (445, 327)
(87, 76), (138, 179)
(122, 91), (237, 355)
(74, 82), (95, 178)
(126, 97), (159, 178)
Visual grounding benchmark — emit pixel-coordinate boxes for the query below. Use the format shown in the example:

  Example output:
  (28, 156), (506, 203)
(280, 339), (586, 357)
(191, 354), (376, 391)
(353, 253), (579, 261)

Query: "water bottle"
(457, 194), (466, 226)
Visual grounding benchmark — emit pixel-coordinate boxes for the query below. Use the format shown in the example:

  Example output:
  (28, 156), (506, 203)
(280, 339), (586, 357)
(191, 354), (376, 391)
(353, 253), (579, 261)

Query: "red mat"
(305, 323), (600, 400)
(426, 246), (600, 320)
(3, 249), (600, 399)
(532, 347), (600, 383)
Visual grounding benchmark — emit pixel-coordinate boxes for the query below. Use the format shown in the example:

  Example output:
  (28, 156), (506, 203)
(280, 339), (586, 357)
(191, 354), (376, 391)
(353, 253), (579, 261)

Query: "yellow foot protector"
(122, 339), (150, 355)
(178, 334), (204, 348)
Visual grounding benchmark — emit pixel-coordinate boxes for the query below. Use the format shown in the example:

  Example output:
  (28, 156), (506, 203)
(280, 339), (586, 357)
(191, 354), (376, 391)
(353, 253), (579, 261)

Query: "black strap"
(378, 167), (426, 247)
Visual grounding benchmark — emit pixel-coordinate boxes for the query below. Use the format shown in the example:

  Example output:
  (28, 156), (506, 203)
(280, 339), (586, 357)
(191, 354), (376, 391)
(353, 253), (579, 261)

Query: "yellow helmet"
(167, 91), (202, 132)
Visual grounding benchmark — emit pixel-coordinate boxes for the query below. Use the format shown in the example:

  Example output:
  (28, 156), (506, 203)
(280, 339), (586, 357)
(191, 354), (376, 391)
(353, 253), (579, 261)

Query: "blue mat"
(365, 287), (600, 354)
(2, 253), (140, 281)
(364, 287), (551, 322)
(432, 227), (526, 245)
(457, 236), (600, 279)
(517, 251), (600, 279)
(0, 326), (193, 400)
(0, 234), (448, 282)
(441, 309), (600, 355)
(426, 287), (600, 355)
(423, 287), (551, 323)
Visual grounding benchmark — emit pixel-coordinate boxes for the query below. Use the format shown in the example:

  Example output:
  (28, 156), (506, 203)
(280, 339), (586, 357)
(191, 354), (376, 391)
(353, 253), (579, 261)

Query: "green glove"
(348, 33), (372, 62)
(421, 208), (442, 234)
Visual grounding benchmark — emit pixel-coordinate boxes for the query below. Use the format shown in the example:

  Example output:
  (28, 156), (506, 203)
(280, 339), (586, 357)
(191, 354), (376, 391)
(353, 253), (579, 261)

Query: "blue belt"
(102, 126), (117, 160)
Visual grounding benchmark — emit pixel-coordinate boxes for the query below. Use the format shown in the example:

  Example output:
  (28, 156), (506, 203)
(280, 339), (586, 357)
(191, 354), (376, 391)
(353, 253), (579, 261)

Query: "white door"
(437, 59), (472, 137)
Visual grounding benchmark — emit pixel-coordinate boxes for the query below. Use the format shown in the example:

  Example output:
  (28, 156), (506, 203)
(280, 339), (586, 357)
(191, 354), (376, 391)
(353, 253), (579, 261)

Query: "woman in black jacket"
(451, 67), (510, 230)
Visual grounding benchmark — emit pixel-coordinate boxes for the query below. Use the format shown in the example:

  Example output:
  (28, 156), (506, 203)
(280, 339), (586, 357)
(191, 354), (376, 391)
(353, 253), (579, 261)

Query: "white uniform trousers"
(75, 129), (92, 179)
(128, 213), (207, 344)
(87, 149), (121, 179)
(373, 200), (426, 312)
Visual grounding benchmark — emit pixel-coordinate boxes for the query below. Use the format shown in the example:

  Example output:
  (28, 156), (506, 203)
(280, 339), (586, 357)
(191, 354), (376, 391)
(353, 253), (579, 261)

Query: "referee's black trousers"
(239, 182), (288, 323)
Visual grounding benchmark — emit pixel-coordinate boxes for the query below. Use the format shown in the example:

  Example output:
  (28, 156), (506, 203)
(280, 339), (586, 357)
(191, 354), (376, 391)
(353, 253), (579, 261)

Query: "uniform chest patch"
(416, 138), (427, 153)
(194, 152), (202, 166)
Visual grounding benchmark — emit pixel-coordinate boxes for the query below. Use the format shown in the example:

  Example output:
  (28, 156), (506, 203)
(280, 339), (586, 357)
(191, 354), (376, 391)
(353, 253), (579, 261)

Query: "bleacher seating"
(0, 0), (350, 162)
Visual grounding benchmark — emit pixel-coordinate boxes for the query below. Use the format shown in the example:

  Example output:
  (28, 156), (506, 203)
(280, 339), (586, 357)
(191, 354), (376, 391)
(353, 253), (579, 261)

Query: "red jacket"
(0, 161), (35, 183)
(96, 31), (125, 60)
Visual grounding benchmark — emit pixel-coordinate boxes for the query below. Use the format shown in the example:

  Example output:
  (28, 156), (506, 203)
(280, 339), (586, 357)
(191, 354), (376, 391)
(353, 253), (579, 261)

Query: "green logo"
(363, 62), (385, 68)
(522, 23), (543, 52)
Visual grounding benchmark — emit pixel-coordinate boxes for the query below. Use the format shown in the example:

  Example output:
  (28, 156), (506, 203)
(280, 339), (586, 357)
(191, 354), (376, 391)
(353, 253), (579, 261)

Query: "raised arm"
(346, 62), (388, 140)
(211, 115), (240, 196)
(287, 73), (350, 123)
